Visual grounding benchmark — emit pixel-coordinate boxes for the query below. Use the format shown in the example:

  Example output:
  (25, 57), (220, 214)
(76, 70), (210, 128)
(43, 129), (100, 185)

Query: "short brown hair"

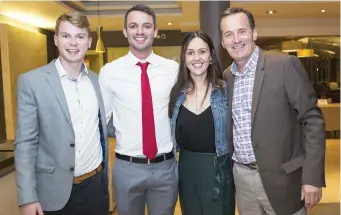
(55, 11), (91, 36)
(219, 7), (255, 36)
(124, 4), (157, 29)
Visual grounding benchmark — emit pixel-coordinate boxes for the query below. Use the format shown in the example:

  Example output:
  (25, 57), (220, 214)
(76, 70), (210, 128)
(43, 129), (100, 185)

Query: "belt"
(238, 162), (258, 170)
(73, 165), (102, 184)
(116, 152), (174, 164)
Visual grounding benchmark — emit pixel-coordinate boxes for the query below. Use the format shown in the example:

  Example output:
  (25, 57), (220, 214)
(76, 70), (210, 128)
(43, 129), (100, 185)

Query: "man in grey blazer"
(220, 8), (326, 215)
(14, 11), (109, 215)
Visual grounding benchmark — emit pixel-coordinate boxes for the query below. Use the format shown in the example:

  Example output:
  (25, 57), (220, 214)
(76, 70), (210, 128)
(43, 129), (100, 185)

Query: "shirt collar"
(231, 46), (259, 76)
(126, 50), (158, 67)
(55, 57), (88, 78)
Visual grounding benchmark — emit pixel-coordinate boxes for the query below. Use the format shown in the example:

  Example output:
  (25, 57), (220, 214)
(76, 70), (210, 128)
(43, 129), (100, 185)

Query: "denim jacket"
(170, 85), (228, 157)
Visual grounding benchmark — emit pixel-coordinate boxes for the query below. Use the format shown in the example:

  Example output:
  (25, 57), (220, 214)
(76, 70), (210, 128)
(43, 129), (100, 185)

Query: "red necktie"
(137, 62), (157, 160)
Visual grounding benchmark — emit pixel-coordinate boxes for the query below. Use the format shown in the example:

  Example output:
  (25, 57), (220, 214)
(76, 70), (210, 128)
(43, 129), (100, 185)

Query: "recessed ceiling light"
(321, 9), (326, 12)
(266, 10), (276, 14)
(168, 22), (172, 26)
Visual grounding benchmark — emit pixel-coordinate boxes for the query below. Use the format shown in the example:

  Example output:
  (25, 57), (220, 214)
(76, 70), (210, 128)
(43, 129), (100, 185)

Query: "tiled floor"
(112, 139), (340, 215)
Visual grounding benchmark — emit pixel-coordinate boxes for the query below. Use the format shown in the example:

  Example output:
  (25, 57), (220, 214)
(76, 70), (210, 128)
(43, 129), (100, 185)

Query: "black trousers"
(44, 170), (109, 215)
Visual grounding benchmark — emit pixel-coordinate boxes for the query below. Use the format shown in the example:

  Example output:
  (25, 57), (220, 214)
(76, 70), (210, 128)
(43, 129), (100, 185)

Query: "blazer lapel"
(88, 72), (104, 117)
(251, 49), (266, 127)
(225, 66), (234, 155)
(45, 61), (73, 127)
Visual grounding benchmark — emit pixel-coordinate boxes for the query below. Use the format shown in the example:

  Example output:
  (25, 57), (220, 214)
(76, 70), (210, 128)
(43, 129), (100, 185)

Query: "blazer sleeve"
(14, 74), (39, 206)
(284, 56), (326, 187)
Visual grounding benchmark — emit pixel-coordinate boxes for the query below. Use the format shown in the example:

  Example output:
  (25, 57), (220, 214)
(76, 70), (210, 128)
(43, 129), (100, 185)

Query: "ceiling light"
(266, 10), (276, 14)
(281, 40), (304, 52)
(95, 0), (105, 53)
(321, 9), (326, 13)
(168, 22), (172, 26)
(297, 49), (314, 58)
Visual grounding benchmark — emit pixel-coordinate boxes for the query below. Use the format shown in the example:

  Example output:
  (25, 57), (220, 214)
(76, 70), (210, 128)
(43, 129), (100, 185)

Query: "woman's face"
(185, 37), (211, 77)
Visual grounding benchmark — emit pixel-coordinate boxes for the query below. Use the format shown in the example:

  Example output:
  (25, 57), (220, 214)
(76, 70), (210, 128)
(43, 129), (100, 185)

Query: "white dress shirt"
(99, 51), (179, 157)
(55, 58), (102, 176)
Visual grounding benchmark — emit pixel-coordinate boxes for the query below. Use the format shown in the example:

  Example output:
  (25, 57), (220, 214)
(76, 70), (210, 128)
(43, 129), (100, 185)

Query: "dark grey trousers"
(113, 157), (178, 215)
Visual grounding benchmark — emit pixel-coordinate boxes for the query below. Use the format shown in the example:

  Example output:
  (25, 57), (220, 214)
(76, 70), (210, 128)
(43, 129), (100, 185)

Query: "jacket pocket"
(281, 154), (305, 174)
(35, 163), (55, 173)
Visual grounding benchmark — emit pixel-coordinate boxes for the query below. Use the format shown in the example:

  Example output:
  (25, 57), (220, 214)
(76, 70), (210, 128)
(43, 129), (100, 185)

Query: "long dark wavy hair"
(168, 31), (224, 118)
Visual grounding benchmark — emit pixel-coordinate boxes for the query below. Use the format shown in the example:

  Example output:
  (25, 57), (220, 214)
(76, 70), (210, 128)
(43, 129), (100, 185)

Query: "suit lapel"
(45, 61), (73, 127)
(225, 66), (234, 155)
(88, 72), (104, 119)
(251, 49), (266, 127)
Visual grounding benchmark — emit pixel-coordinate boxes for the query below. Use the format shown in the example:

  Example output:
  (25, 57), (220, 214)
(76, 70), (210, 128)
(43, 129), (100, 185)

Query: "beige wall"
(0, 24), (47, 140)
(106, 46), (181, 63)
(256, 18), (340, 37)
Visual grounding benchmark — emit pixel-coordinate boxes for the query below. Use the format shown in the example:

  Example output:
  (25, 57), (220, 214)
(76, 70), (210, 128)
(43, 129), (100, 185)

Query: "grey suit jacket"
(14, 60), (108, 211)
(224, 49), (326, 215)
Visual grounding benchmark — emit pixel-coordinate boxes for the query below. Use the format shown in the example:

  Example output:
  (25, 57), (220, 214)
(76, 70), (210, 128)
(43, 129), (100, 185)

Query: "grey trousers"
(233, 162), (306, 215)
(113, 157), (178, 215)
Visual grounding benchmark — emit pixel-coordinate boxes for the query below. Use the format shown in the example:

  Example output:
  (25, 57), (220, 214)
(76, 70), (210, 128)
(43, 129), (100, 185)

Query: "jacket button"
(70, 143), (75, 147)
(70, 167), (74, 171)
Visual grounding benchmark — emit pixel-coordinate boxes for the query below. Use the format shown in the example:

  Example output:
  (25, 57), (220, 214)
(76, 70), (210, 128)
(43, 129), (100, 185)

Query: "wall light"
(266, 10), (276, 14)
(1, 12), (54, 29)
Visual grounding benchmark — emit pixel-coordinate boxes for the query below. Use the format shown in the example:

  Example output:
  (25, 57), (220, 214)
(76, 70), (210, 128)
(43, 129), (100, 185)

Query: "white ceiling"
(0, 0), (339, 32)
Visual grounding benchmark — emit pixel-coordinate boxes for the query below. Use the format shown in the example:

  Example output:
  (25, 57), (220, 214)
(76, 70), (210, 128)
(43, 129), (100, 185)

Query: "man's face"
(54, 21), (91, 64)
(123, 11), (158, 53)
(220, 13), (257, 65)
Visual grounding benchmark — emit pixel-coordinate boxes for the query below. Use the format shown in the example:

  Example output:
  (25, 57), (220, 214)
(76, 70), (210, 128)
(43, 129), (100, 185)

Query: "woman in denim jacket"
(169, 31), (235, 215)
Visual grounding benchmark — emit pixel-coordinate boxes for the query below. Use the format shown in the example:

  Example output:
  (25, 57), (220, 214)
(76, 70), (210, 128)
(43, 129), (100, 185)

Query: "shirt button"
(70, 167), (74, 171)
(70, 143), (75, 147)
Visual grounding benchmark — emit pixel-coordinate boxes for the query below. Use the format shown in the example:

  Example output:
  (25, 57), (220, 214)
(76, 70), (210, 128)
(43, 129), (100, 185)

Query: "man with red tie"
(99, 4), (179, 215)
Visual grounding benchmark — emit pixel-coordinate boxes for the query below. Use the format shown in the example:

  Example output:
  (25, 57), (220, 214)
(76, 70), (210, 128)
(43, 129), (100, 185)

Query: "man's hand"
(301, 184), (322, 210)
(21, 202), (43, 215)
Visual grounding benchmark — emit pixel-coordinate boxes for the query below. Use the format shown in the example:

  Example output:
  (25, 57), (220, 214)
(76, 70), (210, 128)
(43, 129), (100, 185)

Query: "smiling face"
(123, 10), (158, 56)
(185, 37), (211, 78)
(54, 21), (91, 64)
(220, 12), (257, 67)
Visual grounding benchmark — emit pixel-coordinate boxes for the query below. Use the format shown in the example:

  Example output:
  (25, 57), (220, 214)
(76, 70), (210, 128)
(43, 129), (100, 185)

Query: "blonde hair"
(55, 11), (91, 36)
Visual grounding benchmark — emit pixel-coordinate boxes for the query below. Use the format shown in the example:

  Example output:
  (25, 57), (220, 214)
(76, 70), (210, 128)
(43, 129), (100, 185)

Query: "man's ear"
(54, 34), (58, 47)
(252, 28), (258, 42)
(123, 28), (128, 38)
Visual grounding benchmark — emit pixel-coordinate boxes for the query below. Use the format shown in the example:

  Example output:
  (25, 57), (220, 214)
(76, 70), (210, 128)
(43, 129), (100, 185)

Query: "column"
(200, 1), (232, 71)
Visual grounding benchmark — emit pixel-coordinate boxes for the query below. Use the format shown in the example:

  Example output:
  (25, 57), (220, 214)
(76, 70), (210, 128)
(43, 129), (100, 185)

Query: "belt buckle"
(249, 163), (258, 170)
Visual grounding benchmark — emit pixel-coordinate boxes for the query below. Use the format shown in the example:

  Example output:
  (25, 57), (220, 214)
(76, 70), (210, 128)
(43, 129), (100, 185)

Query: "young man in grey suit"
(14, 11), (109, 215)
(220, 8), (326, 215)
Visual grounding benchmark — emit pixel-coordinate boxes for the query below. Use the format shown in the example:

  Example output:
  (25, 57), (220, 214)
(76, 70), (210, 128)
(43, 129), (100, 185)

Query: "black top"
(175, 105), (216, 153)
